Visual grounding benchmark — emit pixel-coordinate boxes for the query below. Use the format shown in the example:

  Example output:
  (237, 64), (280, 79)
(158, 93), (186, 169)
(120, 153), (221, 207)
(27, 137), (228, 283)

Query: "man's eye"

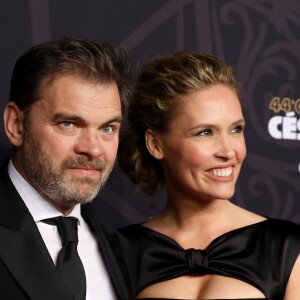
(62, 121), (73, 128)
(102, 126), (113, 134)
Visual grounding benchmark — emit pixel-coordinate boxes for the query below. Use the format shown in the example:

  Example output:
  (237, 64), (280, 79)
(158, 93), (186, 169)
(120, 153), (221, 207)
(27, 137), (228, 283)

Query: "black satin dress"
(119, 219), (300, 300)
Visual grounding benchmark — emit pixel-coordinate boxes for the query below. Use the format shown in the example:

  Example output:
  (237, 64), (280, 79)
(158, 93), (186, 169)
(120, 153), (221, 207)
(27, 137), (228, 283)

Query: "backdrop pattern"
(0, 0), (299, 228)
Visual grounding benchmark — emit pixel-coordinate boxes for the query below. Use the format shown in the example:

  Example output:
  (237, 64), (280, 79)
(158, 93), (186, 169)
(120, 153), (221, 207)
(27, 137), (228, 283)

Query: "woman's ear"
(3, 102), (25, 147)
(145, 129), (164, 160)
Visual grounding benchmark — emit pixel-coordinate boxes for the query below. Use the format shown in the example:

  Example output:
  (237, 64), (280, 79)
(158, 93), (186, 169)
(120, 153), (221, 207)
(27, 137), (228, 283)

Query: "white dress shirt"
(8, 160), (116, 300)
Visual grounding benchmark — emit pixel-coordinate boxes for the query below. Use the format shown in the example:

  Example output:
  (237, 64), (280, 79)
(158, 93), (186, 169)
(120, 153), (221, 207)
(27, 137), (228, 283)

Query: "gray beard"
(21, 129), (112, 206)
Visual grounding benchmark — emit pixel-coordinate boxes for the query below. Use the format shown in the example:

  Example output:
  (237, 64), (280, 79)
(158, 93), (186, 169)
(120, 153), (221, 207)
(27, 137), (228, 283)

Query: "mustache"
(61, 157), (106, 171)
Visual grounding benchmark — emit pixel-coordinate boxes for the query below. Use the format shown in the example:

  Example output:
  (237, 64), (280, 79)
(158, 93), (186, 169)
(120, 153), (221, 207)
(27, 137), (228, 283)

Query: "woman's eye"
(232, 125), (244, 134)
(196, 129), (213, 136)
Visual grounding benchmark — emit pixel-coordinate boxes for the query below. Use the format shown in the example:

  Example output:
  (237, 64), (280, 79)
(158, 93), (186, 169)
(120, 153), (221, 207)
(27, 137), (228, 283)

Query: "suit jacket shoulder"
(0, 161), (73, 300)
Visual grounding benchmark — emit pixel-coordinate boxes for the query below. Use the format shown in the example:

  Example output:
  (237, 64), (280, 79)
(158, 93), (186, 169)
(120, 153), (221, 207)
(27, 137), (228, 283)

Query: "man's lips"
(70, 166), (99, 170)
(68, 166), (101, 176)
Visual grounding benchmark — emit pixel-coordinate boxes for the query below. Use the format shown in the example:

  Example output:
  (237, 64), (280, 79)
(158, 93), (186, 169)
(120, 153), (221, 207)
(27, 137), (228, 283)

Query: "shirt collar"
(8, 159), (82, 223)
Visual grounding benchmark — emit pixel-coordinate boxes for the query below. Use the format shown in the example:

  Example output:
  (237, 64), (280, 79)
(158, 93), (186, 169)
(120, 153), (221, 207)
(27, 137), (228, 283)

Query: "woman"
(118, 52), (300, 299)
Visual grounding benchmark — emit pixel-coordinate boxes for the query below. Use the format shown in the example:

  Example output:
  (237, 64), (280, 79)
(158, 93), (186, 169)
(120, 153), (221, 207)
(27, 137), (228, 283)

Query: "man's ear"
(145, 129), (164, 160)
(3, 102), (25, 147)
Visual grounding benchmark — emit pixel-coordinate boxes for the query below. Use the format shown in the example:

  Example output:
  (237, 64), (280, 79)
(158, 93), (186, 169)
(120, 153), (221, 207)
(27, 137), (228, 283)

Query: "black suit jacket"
(0, 162), (134, 300)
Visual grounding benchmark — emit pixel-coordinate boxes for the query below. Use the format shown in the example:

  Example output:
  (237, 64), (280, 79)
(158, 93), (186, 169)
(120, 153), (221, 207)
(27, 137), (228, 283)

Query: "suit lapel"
(0, 163), (73, 300)
(82, 204), (134, 300)
(0, 215), (73, 300)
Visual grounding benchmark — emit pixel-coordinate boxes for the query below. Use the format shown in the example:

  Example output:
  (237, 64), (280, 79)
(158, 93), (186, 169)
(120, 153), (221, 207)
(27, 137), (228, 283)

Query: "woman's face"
(153, 83), (246, 202)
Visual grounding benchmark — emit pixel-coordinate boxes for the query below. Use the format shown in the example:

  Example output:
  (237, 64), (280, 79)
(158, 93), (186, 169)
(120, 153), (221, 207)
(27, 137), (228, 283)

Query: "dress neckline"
(138, 219), (269, 250)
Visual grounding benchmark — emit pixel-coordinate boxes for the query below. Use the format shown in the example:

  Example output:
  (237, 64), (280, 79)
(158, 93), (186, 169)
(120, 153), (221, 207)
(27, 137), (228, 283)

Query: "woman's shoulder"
(231, 204), (300, 236)
(118, 223), (147, 239)
(263, 218), (300, 235)
(118, 216), (163, 236)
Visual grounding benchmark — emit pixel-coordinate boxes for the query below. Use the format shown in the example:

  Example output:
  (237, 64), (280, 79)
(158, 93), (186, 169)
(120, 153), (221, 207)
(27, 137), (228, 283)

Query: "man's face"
(14, 74), (121, 214)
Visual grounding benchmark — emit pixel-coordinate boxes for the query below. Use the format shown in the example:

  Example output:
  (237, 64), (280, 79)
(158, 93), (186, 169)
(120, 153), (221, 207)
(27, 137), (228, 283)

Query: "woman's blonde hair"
(118, 51), (240, 194)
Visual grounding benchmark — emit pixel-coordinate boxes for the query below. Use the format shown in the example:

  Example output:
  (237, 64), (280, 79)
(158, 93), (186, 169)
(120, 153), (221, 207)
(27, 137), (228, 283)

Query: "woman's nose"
(215, 136), (235, 159)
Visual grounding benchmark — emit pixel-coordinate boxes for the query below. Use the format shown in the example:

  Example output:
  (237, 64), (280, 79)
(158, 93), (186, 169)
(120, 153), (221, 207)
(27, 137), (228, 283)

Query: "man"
(0, 38), (133, 299)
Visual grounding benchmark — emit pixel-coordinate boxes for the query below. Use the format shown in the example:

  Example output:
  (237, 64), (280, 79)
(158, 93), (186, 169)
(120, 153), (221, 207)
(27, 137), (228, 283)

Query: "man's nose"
(74, 129), (103, 159)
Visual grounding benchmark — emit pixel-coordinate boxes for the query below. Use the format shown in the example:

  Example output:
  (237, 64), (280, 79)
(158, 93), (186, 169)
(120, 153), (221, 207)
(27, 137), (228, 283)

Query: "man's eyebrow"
(52, 113), (86, 124)
(52, 113), (122, 126)
(102, 116), (123, 126)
